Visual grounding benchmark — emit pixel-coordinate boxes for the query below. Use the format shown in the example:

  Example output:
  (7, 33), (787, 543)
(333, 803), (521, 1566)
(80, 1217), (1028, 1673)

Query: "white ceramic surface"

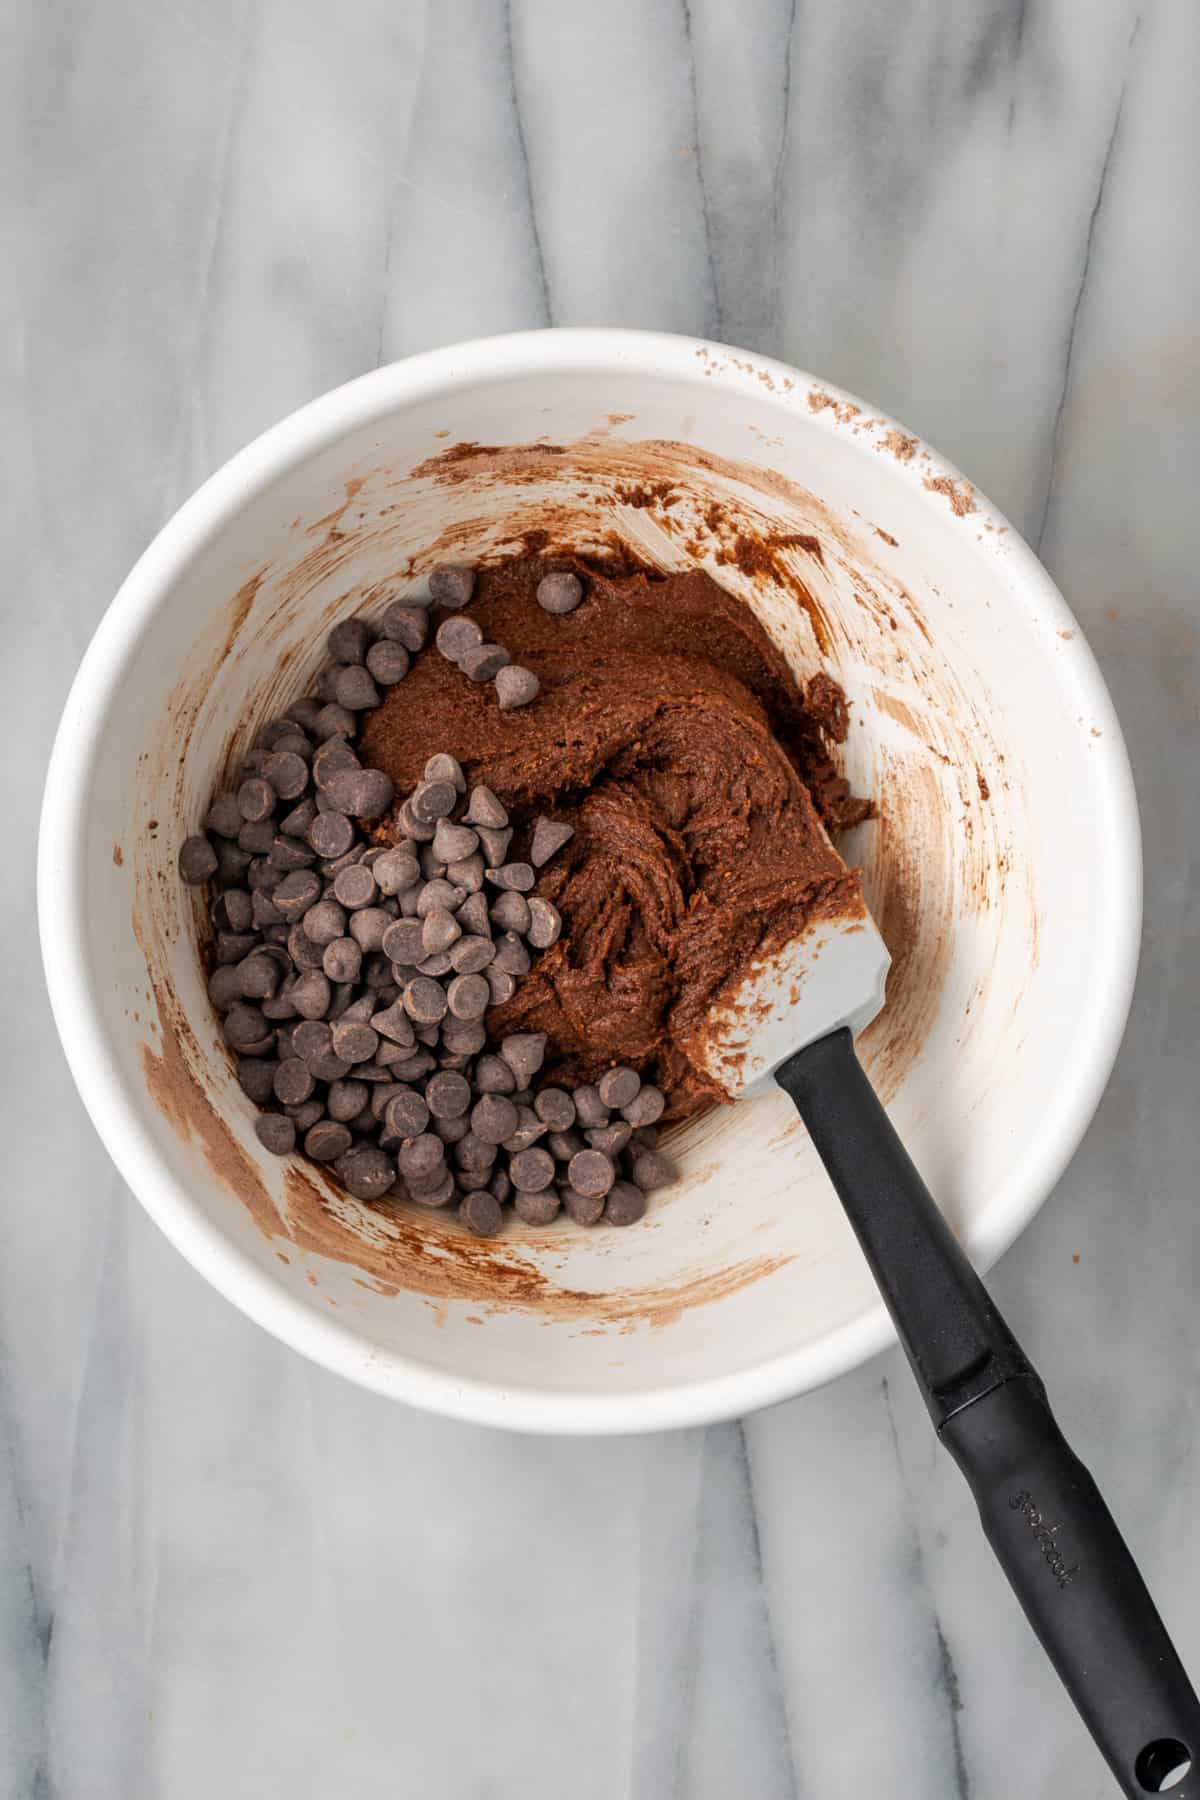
(38, 329), (1140, 1433)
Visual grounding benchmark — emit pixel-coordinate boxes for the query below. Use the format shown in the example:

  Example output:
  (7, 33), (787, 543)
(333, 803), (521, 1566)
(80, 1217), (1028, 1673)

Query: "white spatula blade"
(698, 909), (891, 1099)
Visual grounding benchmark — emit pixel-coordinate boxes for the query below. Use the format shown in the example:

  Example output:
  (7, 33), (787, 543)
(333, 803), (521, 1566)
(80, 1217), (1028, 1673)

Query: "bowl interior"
(45, 338), (1137, 1428)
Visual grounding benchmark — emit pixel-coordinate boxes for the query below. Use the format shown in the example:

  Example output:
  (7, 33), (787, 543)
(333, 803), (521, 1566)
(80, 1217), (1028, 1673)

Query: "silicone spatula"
(698, 899), (1200, 1798)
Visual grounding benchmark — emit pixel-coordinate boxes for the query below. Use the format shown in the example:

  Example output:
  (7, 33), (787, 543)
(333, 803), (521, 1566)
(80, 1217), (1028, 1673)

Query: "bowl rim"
(38, 327), (1143, 1434)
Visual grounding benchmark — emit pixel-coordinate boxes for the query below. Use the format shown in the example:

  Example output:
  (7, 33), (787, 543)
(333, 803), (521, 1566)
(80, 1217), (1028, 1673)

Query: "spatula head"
(697, 904), (891, 1099)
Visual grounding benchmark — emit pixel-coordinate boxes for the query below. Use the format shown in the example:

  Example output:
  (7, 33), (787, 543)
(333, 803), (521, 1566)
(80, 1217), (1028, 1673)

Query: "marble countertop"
(6, 2), (1198, 1794)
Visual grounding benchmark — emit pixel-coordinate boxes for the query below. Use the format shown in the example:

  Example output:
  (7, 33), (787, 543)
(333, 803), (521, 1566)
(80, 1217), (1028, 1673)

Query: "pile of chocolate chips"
(179, 564), (674, 1236)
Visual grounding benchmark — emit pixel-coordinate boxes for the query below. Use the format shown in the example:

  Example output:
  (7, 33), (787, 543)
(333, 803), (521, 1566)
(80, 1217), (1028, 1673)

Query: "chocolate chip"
(371, 1000), (416, 1047)
(546, 1128), (585, 1162)
(345, 907), (389, 953)
(205, 793), (243, 839)
(291, 971), (331, 1020)
(441, 1019), (487, 1056)
(306, 810), (354, 860)
(332, 864), (377, 911)
(445, 972), (490, 1020)
(411, 779), (457, 824)
(268, 833), (316, 873)
(382, 918), (425, 964)
(561, 1186), (605, 1226)
(526, 897), (562, 949)
(214, 840), (253, 884)
(587, 1122), (632, 1157)
(379, 597), (431, 648)
(455, 891), (492, 938)
(459, 1191), (502, 1235)
(495, 666), (540, 710)
(513, 1188), (560, 1226)
(407, 1170), (456, 1208)
(402, 976), (447, 1025)
(302, 899), (347, 946)
(622, 1085), (665, 1127)
(433, 1113), (470, 1147)
(490, 891), (530, 935)
(464, 785), (508, 829)
(323, 767), (394, 820)
(389, 802), (424, 846)
(536, 571), (583, 614)
(334, 1145), (395, 1200)
(448, 935), (495, 975)
(331, 1018), (379, 1064)
(446, 852), (485, 894)
(598, 1067), (640, 1110)
(327, 617), (370, 663)
(273, 1058), (315, 1106)
(471, 1094), (518, 1146)
(285, 1098), (325, 1132)
(261, 751), (309, 803)
(279, 796), (318, 840)
(238, 819), (276, 855)
(332, 665), (380, 712)
(486, 861), (534, 893)
(455, 1132), (497, 1174)
(242, 779), (281, 825)
(461, 642), (510, 682)
(327, 1077), (370, 1123)
(255, 1113), (295, 1156)
(373, 848), (420, 894)
(301, 1121), (349, 1162)
(485, 966), (516, 1005)
(630, 1124), (660, 1152)
(493, 933), (531, 976)
(356, 643), (404, 695)
(428, 822), (474, 867)
(271, 870), (320, 921)
(384, 1089), (429, 1139)
(435, 615), (483, 663)
(429, 564), (475, 608)
(509, 1147), (555, 1192)
(498, 1033), (545, 1084)
(260, 716), (307, 748)
(605, 1181), (647, 1226)
(534, 1088), (576, 1131)
(313, 738), (360, 787)
(179, 835), (218, 885)
(208, 965), (244, 1011)
(490, 1169), (512, 1206)
(313, 703), (357, 743)
(286, 697), (323, 732)
(423, 1070), (470, 1120)
(476, 826), (513, 867)
(236, 954), (280, 1000)
(567, 1149), (615, 1199)
(422, 753), (465, 795)
(399, 1133), (445, 1181)
(630, 1150), (673, 1192)
(530, 817), (575, 867)
(237, 1056), (278, 1104)
(292, 1019), (333, 1062)
(213, 930), (260, 969)
(420, 909), (460, 957)
(225, 1003), (269, 1051)
(414, 879), (458, 917)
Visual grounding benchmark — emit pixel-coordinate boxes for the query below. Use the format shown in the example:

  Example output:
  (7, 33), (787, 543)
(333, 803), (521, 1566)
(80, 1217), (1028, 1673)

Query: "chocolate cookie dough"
(360, 556), (867, 1117)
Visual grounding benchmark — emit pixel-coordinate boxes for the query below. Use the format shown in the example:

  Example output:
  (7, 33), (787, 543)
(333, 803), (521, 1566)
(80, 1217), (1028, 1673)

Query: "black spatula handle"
(776, 1028), (1200, 1799)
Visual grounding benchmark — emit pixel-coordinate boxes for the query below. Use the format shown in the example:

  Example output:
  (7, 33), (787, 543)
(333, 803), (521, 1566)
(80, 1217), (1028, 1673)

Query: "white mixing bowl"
(38, 329), (1140, 1432)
